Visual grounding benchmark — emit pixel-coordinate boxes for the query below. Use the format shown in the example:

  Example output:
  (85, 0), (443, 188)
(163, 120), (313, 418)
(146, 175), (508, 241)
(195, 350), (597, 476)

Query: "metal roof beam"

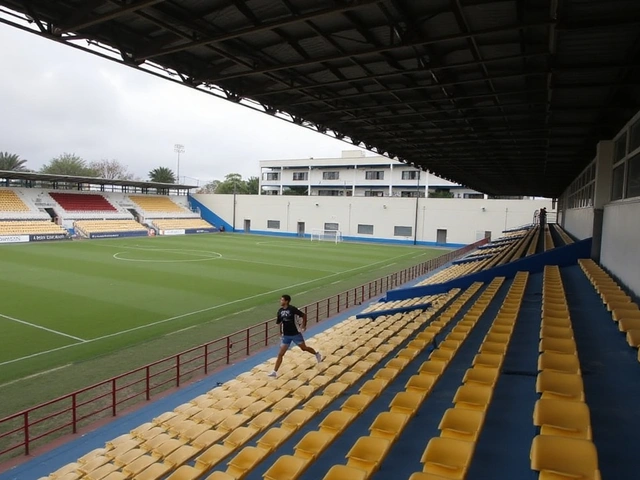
(196, 20), (553, 83)
(137, 0), (381, 60)
(58, 0), (166, 33)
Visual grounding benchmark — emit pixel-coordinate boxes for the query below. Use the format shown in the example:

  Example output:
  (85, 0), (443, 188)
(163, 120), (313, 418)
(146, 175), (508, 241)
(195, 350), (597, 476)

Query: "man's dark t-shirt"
(277, 305), (304, 336)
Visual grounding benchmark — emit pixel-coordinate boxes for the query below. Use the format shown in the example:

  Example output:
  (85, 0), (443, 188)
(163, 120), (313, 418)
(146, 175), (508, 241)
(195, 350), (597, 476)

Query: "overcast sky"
(0, 25), (368, 184)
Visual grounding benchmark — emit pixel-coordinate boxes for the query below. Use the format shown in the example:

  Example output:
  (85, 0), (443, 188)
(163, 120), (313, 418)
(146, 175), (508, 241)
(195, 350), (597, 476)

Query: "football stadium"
(1, 1), (640, 480)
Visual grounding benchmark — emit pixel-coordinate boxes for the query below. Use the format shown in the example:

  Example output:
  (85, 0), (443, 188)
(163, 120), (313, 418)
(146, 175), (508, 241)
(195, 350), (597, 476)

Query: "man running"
(268, 294), (322, 378)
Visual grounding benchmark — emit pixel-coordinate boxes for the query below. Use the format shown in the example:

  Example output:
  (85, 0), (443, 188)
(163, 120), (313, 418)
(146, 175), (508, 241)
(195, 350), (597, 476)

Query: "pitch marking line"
(0, 251), (417, 369)
(0, 312), (87, 343)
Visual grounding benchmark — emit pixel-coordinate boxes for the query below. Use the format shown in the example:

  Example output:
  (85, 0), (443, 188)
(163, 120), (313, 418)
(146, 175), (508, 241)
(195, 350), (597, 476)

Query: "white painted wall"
(193, 194), (552, 246)
(563, 207), (595, 240)
(601, 199), (640, 295)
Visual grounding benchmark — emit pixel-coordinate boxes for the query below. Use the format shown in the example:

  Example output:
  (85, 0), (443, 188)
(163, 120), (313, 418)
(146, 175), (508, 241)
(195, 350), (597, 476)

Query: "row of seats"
(41, 291), (460, 480)
(360, 294), (438, 315)
(543, 226), (555, 251)
(153, 219), (216, 231)
(0, 189), (29, 212)
(552, 224), (574, 245)
(50, 193), (118, 213)
(130, 196), (187, 214)
(527, 226), (541, 256)
(531, 266), (601, 480)
(301, 281), (491, 480)
(410, 273), (527, 480)
(74, 220), (149, 235)
(496, 228), (538, 266)
(0, 220), (67, 235)
(578, 259), (640, 356)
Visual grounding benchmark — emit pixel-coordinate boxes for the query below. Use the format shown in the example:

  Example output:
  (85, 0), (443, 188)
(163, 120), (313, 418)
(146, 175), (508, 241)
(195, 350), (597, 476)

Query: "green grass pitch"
(0, 234), (446, 415)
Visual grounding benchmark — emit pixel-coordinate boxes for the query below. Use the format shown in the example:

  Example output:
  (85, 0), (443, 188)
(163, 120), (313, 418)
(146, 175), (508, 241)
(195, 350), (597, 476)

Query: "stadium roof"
(0, 170), (197, 190)
(1, 0), (639, 197)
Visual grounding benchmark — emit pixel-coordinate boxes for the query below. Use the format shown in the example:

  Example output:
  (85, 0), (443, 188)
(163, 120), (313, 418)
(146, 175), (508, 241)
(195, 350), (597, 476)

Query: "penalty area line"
(0, 312), (87, 343)
(0, 250), (417, 368)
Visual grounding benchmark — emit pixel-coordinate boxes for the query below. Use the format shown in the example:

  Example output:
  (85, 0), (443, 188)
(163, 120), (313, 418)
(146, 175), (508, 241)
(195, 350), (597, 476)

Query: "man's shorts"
(281, 333), (304, 347)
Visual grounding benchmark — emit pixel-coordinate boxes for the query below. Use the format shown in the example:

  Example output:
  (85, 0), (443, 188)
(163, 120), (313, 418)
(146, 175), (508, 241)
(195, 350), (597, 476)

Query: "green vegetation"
(0, 234), (446, 416)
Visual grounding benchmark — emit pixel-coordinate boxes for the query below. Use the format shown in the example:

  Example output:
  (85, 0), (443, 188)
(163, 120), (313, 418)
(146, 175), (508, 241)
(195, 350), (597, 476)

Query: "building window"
(464, 193), (484, 199)
(402, 171), (419, 180)
(401, 191), (425, 198)
(611, 163), (625, 201)
(292, 172), (308, 181)
(263, 172), (279, 181)
(394, 226), (412, 237)
(323, 171), (339, 180)
(324, 222), (339, 231)
(630, 118), (640, 154)
(357, 224), (374, 235)
(365, 171), (384, 180)
(615, 132), (627, 162)
(364, 190), (384, 197)
(318, 189), (342, 196)
(263, 190), (279, 195)
(267, 220), (280, 229)
(626, 153), (640, 199)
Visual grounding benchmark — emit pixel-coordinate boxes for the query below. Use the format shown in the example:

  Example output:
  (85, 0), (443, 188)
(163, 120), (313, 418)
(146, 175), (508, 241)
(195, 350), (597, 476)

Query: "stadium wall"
(192, 194), (552, 246)
(601, 199), (640, 295)
(563, 207), (594, 240)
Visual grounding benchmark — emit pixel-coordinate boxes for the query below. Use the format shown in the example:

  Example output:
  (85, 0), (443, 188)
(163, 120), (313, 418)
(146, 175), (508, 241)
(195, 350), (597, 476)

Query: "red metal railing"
(0, 239), (486, 462)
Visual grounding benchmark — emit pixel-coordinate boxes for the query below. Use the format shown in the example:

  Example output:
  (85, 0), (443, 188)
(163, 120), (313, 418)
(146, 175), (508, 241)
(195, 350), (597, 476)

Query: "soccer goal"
(311, 229), (343, 244)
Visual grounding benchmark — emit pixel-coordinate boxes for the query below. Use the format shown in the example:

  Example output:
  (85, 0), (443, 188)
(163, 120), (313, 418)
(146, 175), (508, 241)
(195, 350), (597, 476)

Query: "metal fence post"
(226, 337), (231, 364)
(246, 329), (250, 356)
(176, 354), (181, 388)
(111, 379), (117, 417)
(204, 345), (209, 375)
(72, 393), (77, 434)
(146, 366), (150, 401)
(23, 412), (29, 456)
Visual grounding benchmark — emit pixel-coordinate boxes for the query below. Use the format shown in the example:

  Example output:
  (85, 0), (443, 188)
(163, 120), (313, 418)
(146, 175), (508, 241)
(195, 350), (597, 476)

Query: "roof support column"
(591, 140), (614, 262)
(389, 163), (393, 197)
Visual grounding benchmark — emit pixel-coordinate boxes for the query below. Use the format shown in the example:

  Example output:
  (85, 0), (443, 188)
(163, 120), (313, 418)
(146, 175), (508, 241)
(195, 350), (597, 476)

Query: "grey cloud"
(0, 26), (367, 183)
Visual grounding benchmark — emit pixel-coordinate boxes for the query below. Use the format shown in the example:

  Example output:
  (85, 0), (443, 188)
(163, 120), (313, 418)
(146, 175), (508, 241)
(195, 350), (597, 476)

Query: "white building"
(259, 150), (485, 199)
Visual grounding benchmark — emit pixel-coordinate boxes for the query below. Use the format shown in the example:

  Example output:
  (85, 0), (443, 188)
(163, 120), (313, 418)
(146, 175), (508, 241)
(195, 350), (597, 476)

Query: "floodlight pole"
(414, 170), (420, 246)
(174, 144), (184, 183)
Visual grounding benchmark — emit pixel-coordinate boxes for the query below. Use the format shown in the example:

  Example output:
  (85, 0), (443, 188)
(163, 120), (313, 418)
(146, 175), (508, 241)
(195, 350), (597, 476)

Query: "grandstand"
(0, 220), (67, 236)
(74, 219), (149, 238)
(130, 196), (195, 219)
(153, 218), (216, 232)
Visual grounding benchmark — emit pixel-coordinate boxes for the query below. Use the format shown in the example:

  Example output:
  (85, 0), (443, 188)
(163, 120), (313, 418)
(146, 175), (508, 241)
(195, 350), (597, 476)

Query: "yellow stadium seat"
(123, 455), (162, 477)
(204, 471), (235, 480)
(421, 437), (475, 480)
(462, 367), (499, 386)
(618, 317), (640, 332)
(256, 428), (292, 453)
(533, 399), (592, 440)
(627, 329), (640, 348)
(538, 352), (581, 374)
(359, 378), (389, 398)
(294, 431), (334, 461)
(323, 382), (349, 399)
(319, 411), (355, 437)
(530, 435), (600, 480)
(612, 307), (640, 322)
(472, 353), (503, 369)
(322, 465), (368, 480)
(479, 341), (507, 355)
(263, 455), (307, 480)
(389, 391), (425, 417)
(195, 444), (233, 471)
(439, 408), (485, 442)
(405, 375), (436, 395)
(536, 371), (584, 401)
(369, 412), (409, 442)
(341, 394), (374, 416)
(165, 465), (203, 480)
(418, 360), (447, 377)
(303, 395), (333, 414)
(281, 409), (315, 432)
(539, 338), (577, 355)
(192, 430), (225, 450)
(540, 326), (574, 339)
(453, 384), (493, 411)
(226, 446), (269, 479)
(408, 473), (455, 480)
(345, 436), (392, 477)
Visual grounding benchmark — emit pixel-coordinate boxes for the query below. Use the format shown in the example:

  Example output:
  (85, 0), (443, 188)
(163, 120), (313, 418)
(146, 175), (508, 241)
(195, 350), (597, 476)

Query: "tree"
(149, 166), (176, 184)
(41, 153), (99, 176)
(196, 180), (220, 194)
(283, 186), (308, 196)
(246, 176), (259, 195)
(90, 159), (136, 180)
(216, 173), (248, 194)
(0, 152), (29, 171)
(430, 190), (454, 198)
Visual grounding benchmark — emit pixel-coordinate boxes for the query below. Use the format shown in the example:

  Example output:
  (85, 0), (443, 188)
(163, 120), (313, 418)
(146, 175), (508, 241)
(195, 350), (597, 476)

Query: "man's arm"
(276, 316), (282, 336)
(297, 309), (307, 331)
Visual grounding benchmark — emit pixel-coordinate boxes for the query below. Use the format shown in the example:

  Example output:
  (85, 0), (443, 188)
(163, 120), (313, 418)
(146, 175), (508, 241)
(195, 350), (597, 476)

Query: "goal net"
(310, 229), (343, 243)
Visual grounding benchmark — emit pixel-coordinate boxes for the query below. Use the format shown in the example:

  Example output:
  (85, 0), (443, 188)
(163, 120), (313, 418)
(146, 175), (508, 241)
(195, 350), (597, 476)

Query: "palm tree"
(0, 152), (28, 171)
(149, 167), (176, 184)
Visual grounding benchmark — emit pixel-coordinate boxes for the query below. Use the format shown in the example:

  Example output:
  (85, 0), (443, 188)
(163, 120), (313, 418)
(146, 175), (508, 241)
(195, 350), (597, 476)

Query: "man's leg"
(273, 344), (288, 372)
(298, 337), (323, 363)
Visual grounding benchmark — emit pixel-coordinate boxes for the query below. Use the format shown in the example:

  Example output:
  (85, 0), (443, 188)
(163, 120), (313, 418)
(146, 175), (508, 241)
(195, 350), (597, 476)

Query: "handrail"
(0, 239), (487, 463)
